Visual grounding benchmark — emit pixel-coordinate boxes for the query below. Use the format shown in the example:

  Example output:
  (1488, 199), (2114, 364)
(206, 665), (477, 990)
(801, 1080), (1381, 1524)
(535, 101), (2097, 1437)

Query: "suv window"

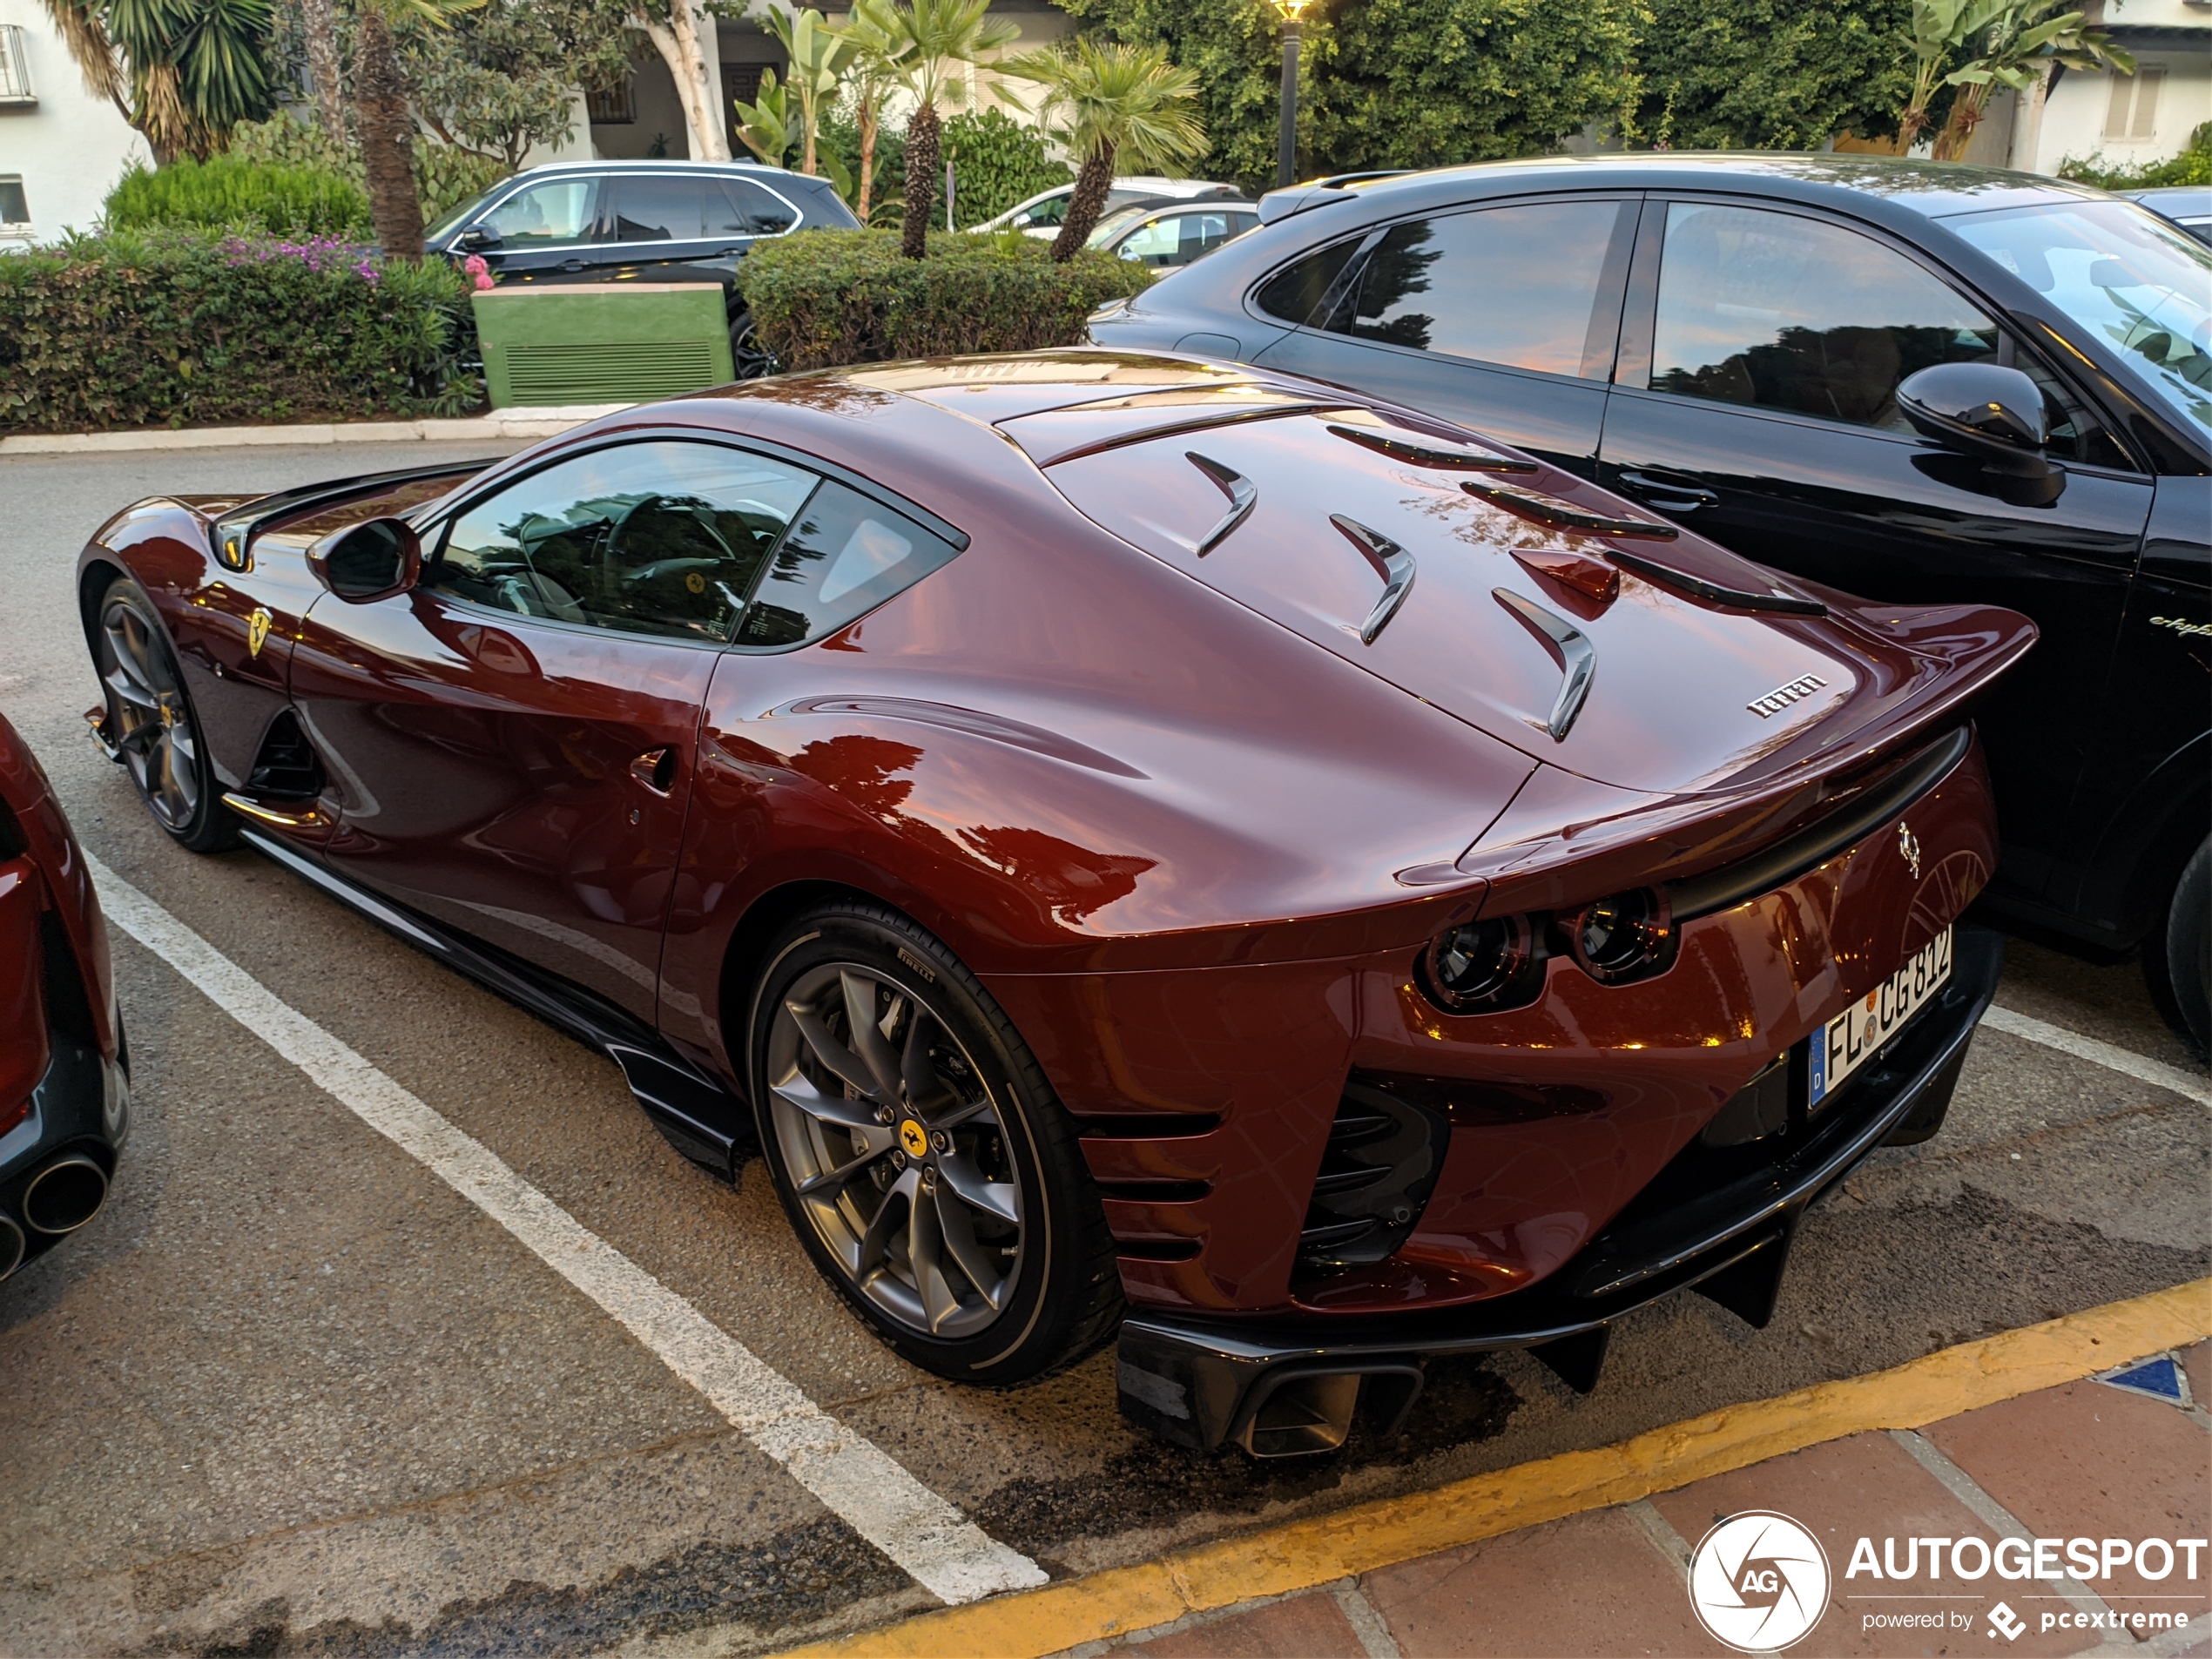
(736, 481), (961, 650)
(616, 176), (704, 242)
(435, 442), (816, 642)
(1332, 200), (1633, 378)
(1651, 201), (2000, 430)
(1255, 236), (1369, 327)
(484, 178), (604, 246)
(720, 178), (799, 236)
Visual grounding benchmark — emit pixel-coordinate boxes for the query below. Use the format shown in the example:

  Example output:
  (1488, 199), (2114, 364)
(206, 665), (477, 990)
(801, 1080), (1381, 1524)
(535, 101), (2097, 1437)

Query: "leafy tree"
(942, 106), (1067, 228)
(397, 0), (632, 170)
(1059, 0), (1642, 194)
(876, 0), (1022, 260)
(37, 0), (280, 160)
(732, 66), (793, 166)
(766, 6), (854, 179)
(1002, 39), (1203, 259)
(1633, 0), (1914, 152)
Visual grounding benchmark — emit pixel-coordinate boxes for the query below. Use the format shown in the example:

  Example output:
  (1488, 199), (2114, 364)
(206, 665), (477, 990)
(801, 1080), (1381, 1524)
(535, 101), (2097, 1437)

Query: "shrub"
(230, 115), (511, 225)
(2061, 122), (2212, 191)
(943, 107), (1071, 229)
(0, 228), (479, 434)
(104, 156), (372, 239)
(738, 229), (1152, 371)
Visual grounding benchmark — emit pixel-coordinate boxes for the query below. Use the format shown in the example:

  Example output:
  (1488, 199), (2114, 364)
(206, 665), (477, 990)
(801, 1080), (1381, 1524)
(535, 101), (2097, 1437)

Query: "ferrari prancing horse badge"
(247, 607), (273, 658)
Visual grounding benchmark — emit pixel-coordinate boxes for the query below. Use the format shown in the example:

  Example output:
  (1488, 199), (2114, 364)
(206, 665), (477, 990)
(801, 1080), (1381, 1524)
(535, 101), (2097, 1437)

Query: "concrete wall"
(0, 0), (150, 246)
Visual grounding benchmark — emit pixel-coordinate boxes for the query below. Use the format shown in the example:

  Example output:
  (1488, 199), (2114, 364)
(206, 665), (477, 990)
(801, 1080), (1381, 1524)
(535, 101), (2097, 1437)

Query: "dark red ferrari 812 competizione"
(78, 352), (2033, 1453)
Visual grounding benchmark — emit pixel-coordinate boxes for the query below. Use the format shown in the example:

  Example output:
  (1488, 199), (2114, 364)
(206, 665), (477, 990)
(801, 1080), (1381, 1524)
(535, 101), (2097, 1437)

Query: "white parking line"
(84, 853), (1047, 1608)
(1981, 1005), (2212, 1107)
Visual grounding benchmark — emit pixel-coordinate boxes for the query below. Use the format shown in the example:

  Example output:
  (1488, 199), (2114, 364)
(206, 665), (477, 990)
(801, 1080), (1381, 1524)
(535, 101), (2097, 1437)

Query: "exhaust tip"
(22, 1155), (108, 1236)
(0, 1214), (22, 1279)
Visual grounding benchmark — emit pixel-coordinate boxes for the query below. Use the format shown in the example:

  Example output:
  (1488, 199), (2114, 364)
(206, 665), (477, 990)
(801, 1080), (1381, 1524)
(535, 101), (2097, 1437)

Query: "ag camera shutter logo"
(1688, 1510), (1831, 1652)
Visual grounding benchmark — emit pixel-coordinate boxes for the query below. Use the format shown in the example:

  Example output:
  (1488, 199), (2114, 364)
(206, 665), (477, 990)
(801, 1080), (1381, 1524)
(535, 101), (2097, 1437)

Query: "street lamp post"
(1268, 0), (1315, 189)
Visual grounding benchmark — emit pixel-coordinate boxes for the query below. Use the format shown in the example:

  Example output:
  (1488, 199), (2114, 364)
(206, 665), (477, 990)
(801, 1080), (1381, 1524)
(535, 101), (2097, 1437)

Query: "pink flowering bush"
(0, 227), (481, 432)
(463, 253), (494, 292)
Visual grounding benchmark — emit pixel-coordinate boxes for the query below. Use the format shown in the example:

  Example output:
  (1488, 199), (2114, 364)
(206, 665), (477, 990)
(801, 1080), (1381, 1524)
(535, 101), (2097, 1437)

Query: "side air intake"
(246, 710), (325, 800)
(1296, 1082), (1451, 1272)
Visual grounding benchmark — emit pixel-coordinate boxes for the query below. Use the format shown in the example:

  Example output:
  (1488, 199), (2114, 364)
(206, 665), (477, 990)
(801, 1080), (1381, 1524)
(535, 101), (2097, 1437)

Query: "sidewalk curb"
(0, 405), (632, 456)
(777, 1278), (2212, 1659)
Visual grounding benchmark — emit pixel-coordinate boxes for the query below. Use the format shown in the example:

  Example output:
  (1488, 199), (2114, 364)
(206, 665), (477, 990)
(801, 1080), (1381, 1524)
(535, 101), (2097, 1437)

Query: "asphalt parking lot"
(2, 443), (2207, 1658)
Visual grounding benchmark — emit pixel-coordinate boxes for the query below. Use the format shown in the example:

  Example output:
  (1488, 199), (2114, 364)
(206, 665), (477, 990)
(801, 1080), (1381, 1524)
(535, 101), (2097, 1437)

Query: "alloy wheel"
(99, 600), (202, 832)
(764, 963), (1024, 1340)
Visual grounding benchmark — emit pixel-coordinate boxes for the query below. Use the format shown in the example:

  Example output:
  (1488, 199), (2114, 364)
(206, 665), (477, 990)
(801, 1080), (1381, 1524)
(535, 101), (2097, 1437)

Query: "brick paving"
(1090, 1343), (2212, 1658)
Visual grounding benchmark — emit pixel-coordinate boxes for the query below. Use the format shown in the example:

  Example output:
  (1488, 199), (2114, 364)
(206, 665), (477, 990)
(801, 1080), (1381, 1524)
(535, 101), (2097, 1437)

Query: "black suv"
(425, 160), (860, 375)
(1091, 155), (2212, 1048)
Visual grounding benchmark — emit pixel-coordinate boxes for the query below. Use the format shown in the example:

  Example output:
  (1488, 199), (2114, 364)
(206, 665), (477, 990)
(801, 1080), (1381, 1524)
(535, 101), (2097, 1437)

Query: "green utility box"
(473, 281), (735, 408)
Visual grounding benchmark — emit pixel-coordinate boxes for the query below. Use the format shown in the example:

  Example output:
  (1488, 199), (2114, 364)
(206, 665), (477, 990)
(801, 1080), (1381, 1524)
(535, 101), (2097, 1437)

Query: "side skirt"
(238, 829), (753, 1177)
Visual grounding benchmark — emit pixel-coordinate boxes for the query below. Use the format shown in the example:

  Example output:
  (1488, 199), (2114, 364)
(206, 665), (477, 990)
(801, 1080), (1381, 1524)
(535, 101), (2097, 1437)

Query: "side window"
(483, 178), (604, 246)
(1651, 202), (2000, 430)
(1254, 236), (1369, 326)
(1332, 200), (1634, 379)
(737, 482), (961, 650)
(1016, 193), (1069, 229)
(2008, 339), (2134, 469)
(434, 442), (816, 642)
(615, 177), (704, 242)
(1114, 214), (1186, 266)
(719, 179), (798, 237)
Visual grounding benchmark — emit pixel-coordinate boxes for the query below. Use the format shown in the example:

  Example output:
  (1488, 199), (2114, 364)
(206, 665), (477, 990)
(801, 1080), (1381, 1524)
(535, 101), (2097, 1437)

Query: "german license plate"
(1810, 926), (1953, 1107)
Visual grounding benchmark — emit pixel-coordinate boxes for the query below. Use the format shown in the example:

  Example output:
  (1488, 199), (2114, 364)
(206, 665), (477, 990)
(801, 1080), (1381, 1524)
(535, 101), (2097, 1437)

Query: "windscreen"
(1942, 199), (2212, 435)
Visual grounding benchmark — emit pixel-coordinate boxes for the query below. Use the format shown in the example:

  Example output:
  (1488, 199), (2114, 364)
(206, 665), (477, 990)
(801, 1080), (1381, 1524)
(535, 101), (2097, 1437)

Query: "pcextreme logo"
(1688, 1511), (1832, 1652)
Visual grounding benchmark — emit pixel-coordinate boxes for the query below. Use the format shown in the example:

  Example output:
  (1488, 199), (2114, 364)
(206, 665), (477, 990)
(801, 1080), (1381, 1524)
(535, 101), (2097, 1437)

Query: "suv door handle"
(1618, 469), (1720, 510)
(561, 259), (588, 273)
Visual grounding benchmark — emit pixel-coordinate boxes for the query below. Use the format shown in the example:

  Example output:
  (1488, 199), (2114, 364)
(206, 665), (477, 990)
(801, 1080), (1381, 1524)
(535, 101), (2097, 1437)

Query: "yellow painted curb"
(782, 1277), (2211, 1659)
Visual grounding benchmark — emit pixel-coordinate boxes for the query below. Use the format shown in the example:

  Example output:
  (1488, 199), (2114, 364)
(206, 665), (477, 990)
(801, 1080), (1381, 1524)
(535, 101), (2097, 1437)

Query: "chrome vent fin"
(1494, 588), (1596, 742)
(1329, 515), (1417, 644)
(1184, 451), (1257, 555)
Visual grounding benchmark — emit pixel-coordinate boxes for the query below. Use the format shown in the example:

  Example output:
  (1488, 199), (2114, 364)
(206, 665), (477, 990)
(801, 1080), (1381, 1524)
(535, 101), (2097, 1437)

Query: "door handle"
(1618, 469), (1720, 510)
(630, 746), (679, 795)
(561, 259), (588, 273)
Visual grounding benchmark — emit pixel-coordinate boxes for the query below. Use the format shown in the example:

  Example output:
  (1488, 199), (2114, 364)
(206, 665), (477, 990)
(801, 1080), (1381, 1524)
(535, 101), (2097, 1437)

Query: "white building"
(2009, 0), (2211, 175)
(0, 0), (150, 246)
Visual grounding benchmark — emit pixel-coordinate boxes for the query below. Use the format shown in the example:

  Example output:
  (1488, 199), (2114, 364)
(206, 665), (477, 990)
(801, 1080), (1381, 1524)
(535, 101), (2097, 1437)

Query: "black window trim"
(1241, 189), (1648, 389)
(412, 427), (968, 653)
(1615, 189), (2153, 475)
(443, 169), (806, 256)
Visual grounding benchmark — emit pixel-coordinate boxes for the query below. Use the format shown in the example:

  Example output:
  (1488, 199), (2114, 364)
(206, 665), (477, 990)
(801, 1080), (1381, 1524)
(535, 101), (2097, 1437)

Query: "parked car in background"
(1091, 155), (2212, 1050)
(422, 160), (860, 377)
(979, 176), (1244, 238)
(1089, 199), (1259, 268)
(77, 352), (2029, 1450)
(2127, 186), (2212, 246)
(2, 710), (126, 1283)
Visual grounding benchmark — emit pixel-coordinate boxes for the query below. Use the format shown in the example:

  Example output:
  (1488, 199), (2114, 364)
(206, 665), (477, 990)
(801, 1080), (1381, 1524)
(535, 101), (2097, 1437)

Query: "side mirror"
(309, 517), (421, 603)
(1896, 362), (2050, 476)
(457, 223), (501, 250)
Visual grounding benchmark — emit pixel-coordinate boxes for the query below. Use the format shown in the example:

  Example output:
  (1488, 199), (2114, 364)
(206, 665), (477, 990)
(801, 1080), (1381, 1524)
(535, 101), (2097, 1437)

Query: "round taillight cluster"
(1415, 887), (1677, 1015)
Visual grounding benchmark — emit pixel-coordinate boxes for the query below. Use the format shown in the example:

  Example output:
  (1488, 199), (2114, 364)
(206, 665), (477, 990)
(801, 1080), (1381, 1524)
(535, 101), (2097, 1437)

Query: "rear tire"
(2154, 837), (2209, 1058)
(93, 576), (239, 853)
(745, 900), (1122, 1383)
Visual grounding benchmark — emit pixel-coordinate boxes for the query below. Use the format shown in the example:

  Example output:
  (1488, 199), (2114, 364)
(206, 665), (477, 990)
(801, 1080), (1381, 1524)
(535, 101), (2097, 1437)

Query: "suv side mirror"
(457, 223), (501, 250)
(1896, 362), (2050, 475)
(309, 517), (421, 603)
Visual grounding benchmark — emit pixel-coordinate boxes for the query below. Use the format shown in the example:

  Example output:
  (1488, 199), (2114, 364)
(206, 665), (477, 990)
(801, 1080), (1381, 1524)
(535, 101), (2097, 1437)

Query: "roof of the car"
(2128, 185), (2212, 212)
(1316, 152), (2104, 221)
(509, 158), (804, 179)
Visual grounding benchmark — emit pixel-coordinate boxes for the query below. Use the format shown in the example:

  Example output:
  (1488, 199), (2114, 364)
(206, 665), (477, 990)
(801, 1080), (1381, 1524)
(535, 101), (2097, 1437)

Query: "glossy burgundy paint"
(71, 350), (2033, 1326)
(0, 711), (118, 1070)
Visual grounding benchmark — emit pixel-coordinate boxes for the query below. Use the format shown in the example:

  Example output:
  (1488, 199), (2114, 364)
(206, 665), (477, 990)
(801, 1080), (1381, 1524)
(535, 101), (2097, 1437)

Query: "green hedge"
(105, 156), (373, 239)
(0, 229), (478, 434)
(2061, 122), (2212, 192)
(230, 115), (511, 225)
(738, 229), (1151, 371)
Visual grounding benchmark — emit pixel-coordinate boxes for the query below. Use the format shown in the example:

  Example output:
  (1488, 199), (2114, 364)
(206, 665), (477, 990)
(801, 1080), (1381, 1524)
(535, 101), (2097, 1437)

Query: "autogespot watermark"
(1689, 1512), (1832, 1652)
(1687, 1514), (2208, 1650)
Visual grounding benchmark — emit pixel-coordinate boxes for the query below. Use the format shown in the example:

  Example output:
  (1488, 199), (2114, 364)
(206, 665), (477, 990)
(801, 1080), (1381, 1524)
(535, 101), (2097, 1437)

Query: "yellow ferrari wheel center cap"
(898, 1118), (929, 1159)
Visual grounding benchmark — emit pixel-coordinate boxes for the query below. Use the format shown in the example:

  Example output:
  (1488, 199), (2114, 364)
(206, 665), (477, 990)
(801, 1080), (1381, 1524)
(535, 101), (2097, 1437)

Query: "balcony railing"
(0, 25), (33, 105)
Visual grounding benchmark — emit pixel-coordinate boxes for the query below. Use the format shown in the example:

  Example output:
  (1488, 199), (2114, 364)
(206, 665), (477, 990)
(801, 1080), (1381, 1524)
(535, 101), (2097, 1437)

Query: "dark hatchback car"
(1092, 155), (2212, 1048)
(423, 160), (860, 375)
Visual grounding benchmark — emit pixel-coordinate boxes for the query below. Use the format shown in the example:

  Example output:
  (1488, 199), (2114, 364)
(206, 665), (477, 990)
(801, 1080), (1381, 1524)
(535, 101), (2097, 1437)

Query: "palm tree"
(878, 0), (1020, 259)
(38, 0), (277, 161)
(1002, 39), (1204, 263)
(1932, 0), (2131, 160)
(828, 0), (904, 224)
(354, 0), (482, 258)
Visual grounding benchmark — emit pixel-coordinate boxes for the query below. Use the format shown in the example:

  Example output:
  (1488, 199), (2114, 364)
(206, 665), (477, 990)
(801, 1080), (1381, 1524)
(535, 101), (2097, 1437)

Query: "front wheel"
(2157, 837), (2209, 1057)
(93, 577), (239, 853)
(730, 313), (778, 381)
(746, 900), (1121, 1382)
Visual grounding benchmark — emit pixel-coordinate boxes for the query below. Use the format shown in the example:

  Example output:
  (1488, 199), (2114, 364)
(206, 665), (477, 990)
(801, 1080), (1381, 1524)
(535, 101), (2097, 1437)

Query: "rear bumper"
(0, 1024), (129, 1280)
(1114, 926), (2003, 1453)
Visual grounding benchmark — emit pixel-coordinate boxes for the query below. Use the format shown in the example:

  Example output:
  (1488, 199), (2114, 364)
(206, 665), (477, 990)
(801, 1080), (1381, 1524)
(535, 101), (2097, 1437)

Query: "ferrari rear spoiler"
(206, 459), (496, 573)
